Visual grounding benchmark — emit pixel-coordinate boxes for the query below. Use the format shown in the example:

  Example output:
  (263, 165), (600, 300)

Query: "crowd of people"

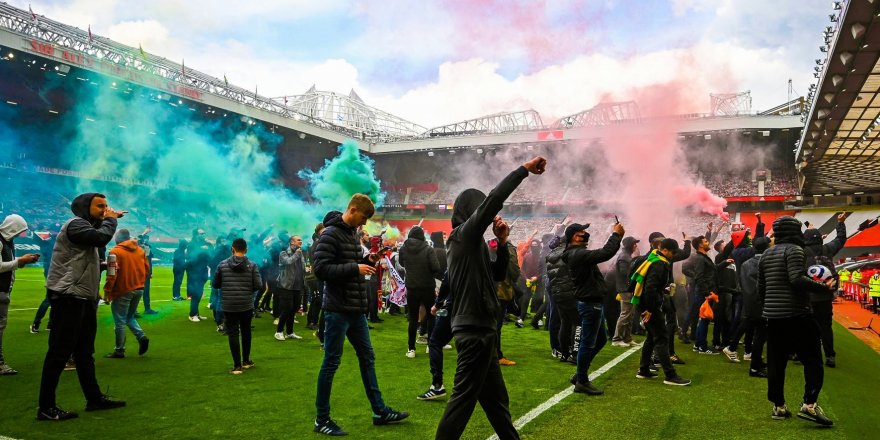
(0, 156), (848, 438)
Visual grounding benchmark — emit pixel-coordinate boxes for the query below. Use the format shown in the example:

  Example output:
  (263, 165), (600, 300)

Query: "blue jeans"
(316, 311), (386, 421)
(110, 290), (146, 352)
(575, 301), (607, 384)
(188, 279), (205, 317)
(695, 318), (710, 350)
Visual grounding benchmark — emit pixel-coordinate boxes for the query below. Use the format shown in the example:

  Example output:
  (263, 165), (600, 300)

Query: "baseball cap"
(564, 223), (590, 242)
(621, 236), (640, 249)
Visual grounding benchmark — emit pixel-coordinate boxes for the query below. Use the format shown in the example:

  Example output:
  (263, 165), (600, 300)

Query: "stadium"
(0, 1), (879, 439)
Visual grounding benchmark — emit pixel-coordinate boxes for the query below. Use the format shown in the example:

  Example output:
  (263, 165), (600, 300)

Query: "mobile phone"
(614, 215), (620, 224)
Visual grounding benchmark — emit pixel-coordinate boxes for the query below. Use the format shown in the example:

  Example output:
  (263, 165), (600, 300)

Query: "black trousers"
(276, 288), (302, 334)
(408, 289), (435, 350)
(712, 293), (731, 347)
(766, 316), (823, 407)
(429, 314), (454, 387)
(307, 281), (323, 326)
(172, 266), (184, 299)
(603, 290), (620, 338)
(662, 295), (678, 356)
(367, 278), (379, 321)
(749, 319), (767, 371)
(39, 295), (103, 410)
(640, 310), (676, 378)
(557, 301), (579, 357)
(435, 329), (519, 440)
(810, 300), (835, 358)
(225, 310), (254, 369)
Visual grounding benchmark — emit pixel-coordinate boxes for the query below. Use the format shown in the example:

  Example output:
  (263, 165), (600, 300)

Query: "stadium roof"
(797, 1), (880, 197)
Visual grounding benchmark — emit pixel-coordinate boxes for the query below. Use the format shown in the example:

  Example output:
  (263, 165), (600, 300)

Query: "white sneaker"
(722, 347), (741, 363)
(189, 316), (201, 322)
(285, 333), (302, 340)
(743, 352), (752, 361)
(611, 341), (630, 347)
(273, 318), (280, 325)
(426, 346), (430, 354)
(274, 332), (285, 341)
(537, 319), (544, 327)
(443, 344), (452, 350)
(406, 350), (416, 358)
(628, 341), (641, 347)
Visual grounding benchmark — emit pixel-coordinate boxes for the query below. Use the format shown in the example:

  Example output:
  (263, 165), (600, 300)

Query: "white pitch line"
(487, 344), (642, 440)
(9, 298), (178, 312)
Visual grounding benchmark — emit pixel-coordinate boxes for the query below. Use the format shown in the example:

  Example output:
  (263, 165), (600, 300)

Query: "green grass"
(1, 267), (878, 439)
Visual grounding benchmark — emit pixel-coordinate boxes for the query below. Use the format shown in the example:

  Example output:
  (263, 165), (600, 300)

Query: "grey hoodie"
(45, 193), (118, 301)
(0, 214), (28, 293)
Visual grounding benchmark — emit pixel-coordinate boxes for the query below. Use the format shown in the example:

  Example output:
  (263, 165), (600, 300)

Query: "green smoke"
(299, 140), (386, 210)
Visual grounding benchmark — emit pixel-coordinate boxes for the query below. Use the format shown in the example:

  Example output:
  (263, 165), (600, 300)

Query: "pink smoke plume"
(672, 186), (730, 221)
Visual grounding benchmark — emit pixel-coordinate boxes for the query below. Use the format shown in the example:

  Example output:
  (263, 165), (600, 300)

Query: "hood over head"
(804, 229), (823, 246)
(408, 226), (425, 241)
(71, 193), (103, 226)
(753, 236), (771, 254)
(451, 188), (486, 229)
(772, 216), (805, 246)
(115, 239), (141, 252)
(731, 230), (748, 248)
(430, 231), (445, 248)
(0, 214), (28, 241)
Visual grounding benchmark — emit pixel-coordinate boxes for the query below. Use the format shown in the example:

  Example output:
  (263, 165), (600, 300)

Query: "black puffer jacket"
(313, 211), (371, 314)
(564, 233), (622, 303)
(399, 226), (441, 292)
(546, 245), (577, 305)
(758, 216), (829, 319)
(213, 255), (262, 313)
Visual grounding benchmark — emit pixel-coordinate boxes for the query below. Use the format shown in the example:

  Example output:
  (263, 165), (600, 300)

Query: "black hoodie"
(804, 221), (846, 302)
(313, 210), (373, 313)
(430, 231), (448, 274)
(399, 226), (441, 291)
(447, 166), (528, 332)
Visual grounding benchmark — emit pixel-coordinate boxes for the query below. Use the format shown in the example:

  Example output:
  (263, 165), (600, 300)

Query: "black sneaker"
(825, 356), (836, 368)
(104, 351), (125, 359)
(663, 376), (691, 386)
(242, 360), (255, 369)
(30, 323), (39, 334)
(138, 338), (150, 356)
(37, 406), (78, 421)
(573, 380), (604, 395)
(749, 368), (768, 378)
(314, 418), (348, 436)
(670, 354), (686, 365)
(798, 403), (833, 426)
(569, 374), (577, 386)
(416, 385), (447, 400)
(772, 405), (792, 420)
(85, 395), (126, 411)
(636, 369), (658, 379)
(373, 407), (409, 425)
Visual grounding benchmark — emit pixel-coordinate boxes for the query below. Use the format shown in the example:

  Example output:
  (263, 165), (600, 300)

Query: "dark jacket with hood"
(685, 245), (731, 299)
(731, 221), (765, 269)
(804, 221), (846, 303)
(739, 251), (763, 320)
(564, 233), (622, 303)
(430, 231), (447, 274)
(213, 255), (262, 313)
(46, 193), (118, 301)
(173, 240), (187, 270)
(758, 216), (829, 319)
(613, 249), (637, 295)
(639, 257), (672, 314)
(546, 244), (577, 305)
(313, 210), (373, 314)
(399, 226), (441, 292)
(447, 166), (528, 332)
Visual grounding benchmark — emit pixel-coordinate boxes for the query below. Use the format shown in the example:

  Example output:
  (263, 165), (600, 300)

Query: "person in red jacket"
(103, 229), (150, 359)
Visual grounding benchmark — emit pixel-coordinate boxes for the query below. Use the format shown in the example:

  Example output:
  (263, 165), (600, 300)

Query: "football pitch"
(0, 267), (877, 439)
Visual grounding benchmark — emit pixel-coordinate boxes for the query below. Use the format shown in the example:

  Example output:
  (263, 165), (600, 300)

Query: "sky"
(15, 0), (832, 128)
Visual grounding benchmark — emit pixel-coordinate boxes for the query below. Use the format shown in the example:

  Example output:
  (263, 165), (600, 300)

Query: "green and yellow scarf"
(629, 250), (669, 305)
